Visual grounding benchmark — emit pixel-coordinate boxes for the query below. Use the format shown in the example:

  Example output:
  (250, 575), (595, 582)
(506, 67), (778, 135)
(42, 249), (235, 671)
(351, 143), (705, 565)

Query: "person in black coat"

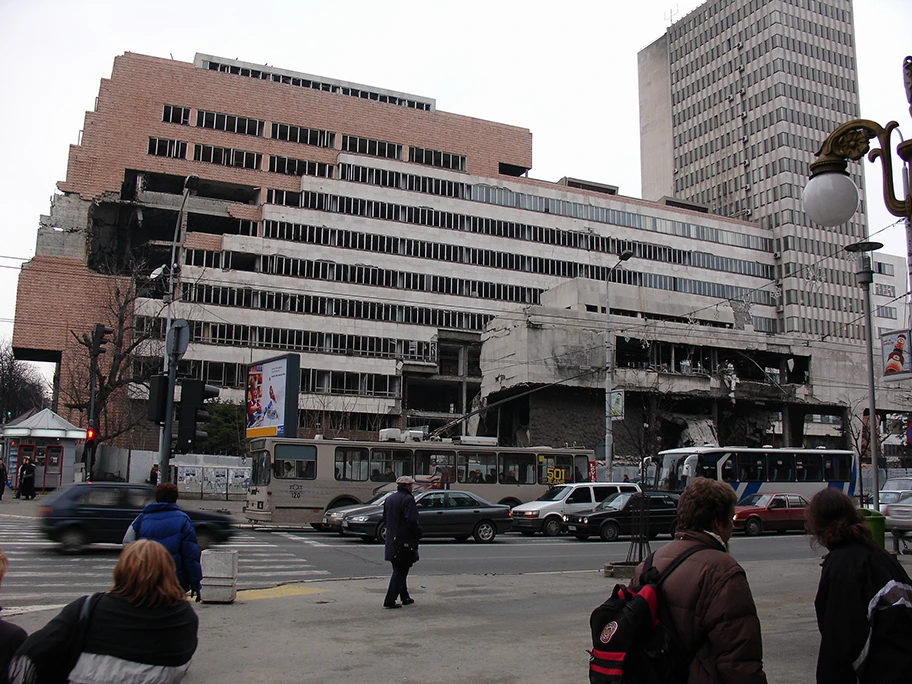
(382, 476), (422, 609)
(17, 460), (35, 501)
(807, 488), (912, 684)
(0, 550), (27, 684)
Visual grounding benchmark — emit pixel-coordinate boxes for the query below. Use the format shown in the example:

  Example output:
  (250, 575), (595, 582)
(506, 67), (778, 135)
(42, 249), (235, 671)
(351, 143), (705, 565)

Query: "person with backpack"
(382, 476), (422, 609)
(122, 483), (202, 598)
(806, 488), (912, 684)
(630, 477), (767, 683)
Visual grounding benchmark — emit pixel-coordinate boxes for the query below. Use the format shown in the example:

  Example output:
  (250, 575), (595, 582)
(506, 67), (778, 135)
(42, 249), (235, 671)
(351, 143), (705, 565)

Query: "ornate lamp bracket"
(809, 119), (912, 219)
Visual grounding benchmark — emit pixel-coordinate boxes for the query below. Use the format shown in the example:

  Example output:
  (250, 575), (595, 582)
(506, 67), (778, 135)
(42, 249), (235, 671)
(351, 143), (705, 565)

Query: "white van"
(511, 482), (641, 536)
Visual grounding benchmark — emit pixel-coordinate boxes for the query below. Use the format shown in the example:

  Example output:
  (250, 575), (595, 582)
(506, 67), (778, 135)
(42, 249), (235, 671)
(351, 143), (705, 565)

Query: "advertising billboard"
(245, 354), (300, 439)
(880, 329), (912, 382)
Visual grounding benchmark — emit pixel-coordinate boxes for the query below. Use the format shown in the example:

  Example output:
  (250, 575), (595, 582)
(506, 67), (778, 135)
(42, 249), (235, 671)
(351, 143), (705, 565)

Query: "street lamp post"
(846, 240), (884, 511)
(605, 249), (635, 481)
(158, 174), (199, 483)
(802, 57), (912, 511)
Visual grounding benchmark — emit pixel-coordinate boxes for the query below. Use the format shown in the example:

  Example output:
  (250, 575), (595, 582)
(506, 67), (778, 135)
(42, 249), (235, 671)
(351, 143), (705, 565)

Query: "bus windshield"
(656, 453), (689, 491)
(535, 485), (571, 502)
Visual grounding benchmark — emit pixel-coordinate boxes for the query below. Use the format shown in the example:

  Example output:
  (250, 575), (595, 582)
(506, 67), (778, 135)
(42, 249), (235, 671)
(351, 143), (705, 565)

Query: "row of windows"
(162, 105), (190, 125)
(786, 316), (863, 340)
(263, 217), (774, 282)
(783, 286), (862, 315)
(273, 446), (590, 486)
(408, 146), (466, 172)
(201, 59), (433, 111)
(258, 252), (542, 304)
(271, 122), (335, 148)
(268, 155), (334, 178)
(182, 280), (493, 332)
(340, 134), (402, 160)
(148, 138), (186, 159)
(875, 306), (898, 320)
(196, 109), (265, 137)
(338, 163), (470, 199)
(159, 355), (402, 399)
(192, 144), (261, 170)
(875, 283), (897, 298)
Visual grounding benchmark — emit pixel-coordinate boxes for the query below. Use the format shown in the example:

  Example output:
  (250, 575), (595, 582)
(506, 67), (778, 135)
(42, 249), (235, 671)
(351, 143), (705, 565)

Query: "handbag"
(392, 538), (418, 565)
(10, 593), (102, 684)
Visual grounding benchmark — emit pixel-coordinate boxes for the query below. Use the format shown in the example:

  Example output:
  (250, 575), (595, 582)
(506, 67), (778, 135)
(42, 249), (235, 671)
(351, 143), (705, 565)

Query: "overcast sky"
(1, 0), (910, 357)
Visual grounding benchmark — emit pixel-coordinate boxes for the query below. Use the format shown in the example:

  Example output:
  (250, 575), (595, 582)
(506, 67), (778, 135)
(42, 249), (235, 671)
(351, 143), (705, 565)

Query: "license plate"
(568, 525), (577, 530)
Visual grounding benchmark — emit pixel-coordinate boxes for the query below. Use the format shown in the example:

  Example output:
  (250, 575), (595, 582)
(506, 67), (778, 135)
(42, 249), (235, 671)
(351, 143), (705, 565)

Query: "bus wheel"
(376, 522), (387, 544)
(542, 517), (562, 537)
(473, 520), (497, 543)
(599, 522), (620, 542)
(745, 518), (763, 537)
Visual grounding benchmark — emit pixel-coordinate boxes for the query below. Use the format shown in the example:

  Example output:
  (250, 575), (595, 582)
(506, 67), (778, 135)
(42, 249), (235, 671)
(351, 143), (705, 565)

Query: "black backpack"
(588, 544), (710, 684)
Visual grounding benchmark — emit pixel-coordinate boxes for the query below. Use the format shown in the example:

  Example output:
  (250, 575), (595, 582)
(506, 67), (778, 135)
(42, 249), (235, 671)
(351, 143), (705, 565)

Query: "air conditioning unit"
(737, 65), (744, 72)
(737, 42), (744, 49)
(773, 251), (781, 259)
(727, 95), (734, 102)
(741, 136), (749, 143)
(776, 304), (784, 313)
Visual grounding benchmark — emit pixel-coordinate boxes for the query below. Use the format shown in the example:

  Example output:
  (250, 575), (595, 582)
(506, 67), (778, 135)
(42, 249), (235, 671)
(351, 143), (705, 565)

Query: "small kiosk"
(1, 409), (86, 493)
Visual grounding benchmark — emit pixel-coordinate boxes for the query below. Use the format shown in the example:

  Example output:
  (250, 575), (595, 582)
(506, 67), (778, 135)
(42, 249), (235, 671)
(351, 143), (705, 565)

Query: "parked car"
(511, 482), (641, 537)
(561, 491), (679, 541)
(38, 482), (236, 552)
(732, 492), (809, 536)
(322, 491), (394, 533)
(878, 490), (912, 516)
(884, 499), (912, 537)
(341, 489), (511, 543)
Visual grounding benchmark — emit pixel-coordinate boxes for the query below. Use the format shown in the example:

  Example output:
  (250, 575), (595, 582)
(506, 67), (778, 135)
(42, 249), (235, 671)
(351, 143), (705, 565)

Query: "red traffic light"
(86, 427), (96, 441)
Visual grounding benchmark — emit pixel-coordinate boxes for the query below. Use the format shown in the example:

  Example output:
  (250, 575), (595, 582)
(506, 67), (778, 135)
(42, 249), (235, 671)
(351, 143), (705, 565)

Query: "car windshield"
(535, 486), (571, 502)
(883, 479), (912, 491)
(364, 491), (391, 505)
(880, 491), (908, 504)
(596, 492), (633, 511)
(739, 494), (772, 507)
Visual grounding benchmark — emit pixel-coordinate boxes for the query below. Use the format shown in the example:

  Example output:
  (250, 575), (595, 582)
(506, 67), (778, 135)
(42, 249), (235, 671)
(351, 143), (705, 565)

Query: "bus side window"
(769, 454), (795, 482)
(796, 454), (822, 481)
(720, 457), (736, 481)
(823, 455), (850, 482)
(737, 453), (765, 481)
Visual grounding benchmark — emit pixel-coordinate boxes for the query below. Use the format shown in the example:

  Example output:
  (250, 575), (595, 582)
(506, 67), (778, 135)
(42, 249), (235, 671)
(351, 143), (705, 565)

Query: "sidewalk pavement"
(4, 493), (912, 684)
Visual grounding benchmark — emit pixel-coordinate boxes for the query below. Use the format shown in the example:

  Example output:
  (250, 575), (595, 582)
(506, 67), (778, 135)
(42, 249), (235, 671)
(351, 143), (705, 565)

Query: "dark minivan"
(38, 482), (235, 552)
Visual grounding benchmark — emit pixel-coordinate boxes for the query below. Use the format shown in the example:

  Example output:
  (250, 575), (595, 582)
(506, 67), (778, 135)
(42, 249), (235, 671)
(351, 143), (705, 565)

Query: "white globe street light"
(802, 171), (859, 228)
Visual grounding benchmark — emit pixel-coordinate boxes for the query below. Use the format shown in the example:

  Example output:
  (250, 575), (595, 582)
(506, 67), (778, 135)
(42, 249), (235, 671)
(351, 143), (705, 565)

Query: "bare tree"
(0, 341), (50, 421)
(60, 266), (162, 447)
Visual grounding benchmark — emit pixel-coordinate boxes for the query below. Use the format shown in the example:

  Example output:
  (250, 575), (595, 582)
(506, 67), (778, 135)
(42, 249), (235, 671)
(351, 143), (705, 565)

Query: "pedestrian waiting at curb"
(806, 488), (912, 684)
(0, 461), (7, 501)
(383, 475), (422, 609)
(123, 483), (202, 600)
(632, 477), (768, 684)
(15, 460), (35, 501)
(9, 540), (198, 684)
(147, 464), (159, 486)
(0, 549), (27, 684)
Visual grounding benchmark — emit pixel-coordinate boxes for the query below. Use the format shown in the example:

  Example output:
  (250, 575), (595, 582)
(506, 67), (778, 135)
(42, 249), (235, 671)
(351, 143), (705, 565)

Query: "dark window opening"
(498, 162), (529, 177)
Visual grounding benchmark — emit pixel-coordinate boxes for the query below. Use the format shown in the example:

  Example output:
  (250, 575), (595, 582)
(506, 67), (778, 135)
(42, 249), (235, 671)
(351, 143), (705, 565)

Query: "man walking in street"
(123, 483), (202, 598)
(383, 476), (422, 609)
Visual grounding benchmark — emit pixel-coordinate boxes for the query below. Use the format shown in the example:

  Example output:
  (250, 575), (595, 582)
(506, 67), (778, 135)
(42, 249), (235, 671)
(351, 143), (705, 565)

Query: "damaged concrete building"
(11, 51), (907, 459)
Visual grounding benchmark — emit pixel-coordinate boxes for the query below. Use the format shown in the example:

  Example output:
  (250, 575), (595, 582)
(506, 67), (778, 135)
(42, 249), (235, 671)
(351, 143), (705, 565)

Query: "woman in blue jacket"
(123, 483), (202, 595)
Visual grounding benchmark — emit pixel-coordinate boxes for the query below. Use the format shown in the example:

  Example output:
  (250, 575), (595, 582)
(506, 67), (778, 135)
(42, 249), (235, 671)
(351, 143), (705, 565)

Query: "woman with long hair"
(806, 488), (912, 683)
(10, 540), (198, 683)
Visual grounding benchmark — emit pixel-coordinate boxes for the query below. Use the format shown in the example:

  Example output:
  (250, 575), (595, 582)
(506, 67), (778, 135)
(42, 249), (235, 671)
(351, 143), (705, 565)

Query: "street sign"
(609, 390), (625, 420)
(166, 319), (190, 360)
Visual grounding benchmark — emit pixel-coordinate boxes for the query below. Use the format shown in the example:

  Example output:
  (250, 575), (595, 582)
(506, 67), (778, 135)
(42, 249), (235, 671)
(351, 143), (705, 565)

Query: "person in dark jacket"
(0, 461), (8, 501)
(10, 539), (198, 684)
(806, 488), (912, 684)
(16, 460), (35, 501)
(122, 483), (202, 595)
(382, 476), (422, 609)
(0, 549), (27, 684)
(148, 464), (159, 486)
(633, 477), (767, 684)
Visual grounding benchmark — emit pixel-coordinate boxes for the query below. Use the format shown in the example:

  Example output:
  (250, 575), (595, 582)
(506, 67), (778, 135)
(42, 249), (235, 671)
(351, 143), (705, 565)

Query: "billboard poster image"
(246, 356), (291, 438)
(881, 329), (912, 382)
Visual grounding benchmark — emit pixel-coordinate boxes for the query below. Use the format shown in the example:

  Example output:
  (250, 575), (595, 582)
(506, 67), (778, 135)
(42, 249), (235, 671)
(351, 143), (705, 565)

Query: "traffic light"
(147, 374), (169, 424)
(84, 427), (97, 451)
(176, 379), (219, 453)
(91, 324), (114, 356)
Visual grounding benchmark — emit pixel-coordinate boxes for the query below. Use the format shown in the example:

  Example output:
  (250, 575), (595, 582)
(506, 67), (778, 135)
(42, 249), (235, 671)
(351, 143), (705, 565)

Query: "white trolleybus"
(244, 430), (595, 527)
(651, 445), (856, 501)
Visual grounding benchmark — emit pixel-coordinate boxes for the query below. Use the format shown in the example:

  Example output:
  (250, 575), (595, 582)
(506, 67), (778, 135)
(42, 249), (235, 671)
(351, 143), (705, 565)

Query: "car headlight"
(348, 515), (370, 523)
(582, 517), (589, 524)
(562, 515), (568, 522)
(523, 511), (540, 518)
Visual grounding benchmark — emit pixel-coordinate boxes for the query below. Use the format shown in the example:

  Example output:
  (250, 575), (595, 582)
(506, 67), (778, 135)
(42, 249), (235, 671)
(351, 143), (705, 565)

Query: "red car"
(732, 492), (809, 536)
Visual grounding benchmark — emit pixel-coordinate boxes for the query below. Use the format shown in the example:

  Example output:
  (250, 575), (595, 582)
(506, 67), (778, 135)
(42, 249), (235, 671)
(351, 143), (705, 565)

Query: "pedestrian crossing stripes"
(0, 521), (328, 614)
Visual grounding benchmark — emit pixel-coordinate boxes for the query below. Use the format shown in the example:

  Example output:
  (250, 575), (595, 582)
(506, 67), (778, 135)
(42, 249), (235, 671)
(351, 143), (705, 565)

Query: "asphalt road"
(1, 515), (822, 615)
